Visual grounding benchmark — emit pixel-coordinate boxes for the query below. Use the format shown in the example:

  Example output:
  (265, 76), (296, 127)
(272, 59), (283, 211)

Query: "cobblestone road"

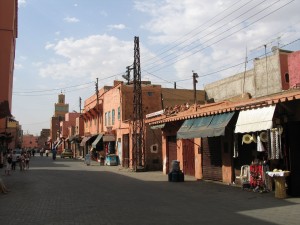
(1, 156), (299, 225)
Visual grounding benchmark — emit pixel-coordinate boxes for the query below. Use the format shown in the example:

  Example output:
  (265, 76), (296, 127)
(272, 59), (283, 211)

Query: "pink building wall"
(288, 51), (300, 88)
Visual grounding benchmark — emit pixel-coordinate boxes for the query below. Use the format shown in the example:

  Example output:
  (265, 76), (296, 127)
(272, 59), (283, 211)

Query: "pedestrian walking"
(25, 153), (30, 170)
(40, 148), (44, 157)
(11, 151), (17, 170)
(19, 153), (25, 171)
(52, 147), (57, 160)
(5, 153), (12, 176)
(45, 149), (49, 157)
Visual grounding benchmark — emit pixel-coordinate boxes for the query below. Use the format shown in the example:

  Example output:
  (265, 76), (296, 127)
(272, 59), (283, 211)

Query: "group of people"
(1, 149), (32, 194)
(4, 150), (31, 176)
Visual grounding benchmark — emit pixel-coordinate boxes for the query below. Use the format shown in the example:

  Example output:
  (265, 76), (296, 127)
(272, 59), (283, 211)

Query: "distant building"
(50, 93), (69, 147)
(22, 134), (38, 149)
(204, 48), (296, 102)
(6, 117), (22, 150)
(37, 129), (50, 150)
(54, 93), (69, 118)
(58, 112), (81, 154)
(80, 80), (205, 170)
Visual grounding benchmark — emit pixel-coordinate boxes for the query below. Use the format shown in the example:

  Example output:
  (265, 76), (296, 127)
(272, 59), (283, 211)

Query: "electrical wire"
(143, 0), (261, 68)
(144, 0), (294, 74)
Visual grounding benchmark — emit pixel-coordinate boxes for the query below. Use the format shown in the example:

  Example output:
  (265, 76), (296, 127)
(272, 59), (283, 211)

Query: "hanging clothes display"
(270, 128), (282, 160)
(257, 135), (265, 152)
(267, 129), (271, 158)
(233, 134), (239, 158)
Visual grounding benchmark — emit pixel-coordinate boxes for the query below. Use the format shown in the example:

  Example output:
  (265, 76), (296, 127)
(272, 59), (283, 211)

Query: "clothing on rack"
(257, 135), (265, 152)
(233, 134), (239, 158)
(270, 128), (282, 160)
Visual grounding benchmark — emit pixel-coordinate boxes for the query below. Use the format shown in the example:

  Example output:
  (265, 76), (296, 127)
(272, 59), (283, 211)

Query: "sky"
(13, 0), (300, 135)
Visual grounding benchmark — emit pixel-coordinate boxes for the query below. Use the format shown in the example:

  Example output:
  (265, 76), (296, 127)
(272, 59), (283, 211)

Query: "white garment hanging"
(257, 135), (265, 152)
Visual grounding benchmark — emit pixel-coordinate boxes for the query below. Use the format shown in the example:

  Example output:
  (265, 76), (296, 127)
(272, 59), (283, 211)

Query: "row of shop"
(149, 90), (300, 197)
(61, 133), (118, 165)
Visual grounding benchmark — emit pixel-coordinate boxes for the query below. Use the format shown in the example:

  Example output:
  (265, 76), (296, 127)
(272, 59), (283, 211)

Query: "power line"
(13, 81), (94, 94)
(142, 0), (248, 64)
(144, 0), (295, 74)
(143, 0), (261, 68)
(13, 84), (94, 96)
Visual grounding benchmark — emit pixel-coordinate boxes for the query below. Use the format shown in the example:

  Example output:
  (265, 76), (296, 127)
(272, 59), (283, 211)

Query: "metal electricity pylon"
(132, 36), (144, 171)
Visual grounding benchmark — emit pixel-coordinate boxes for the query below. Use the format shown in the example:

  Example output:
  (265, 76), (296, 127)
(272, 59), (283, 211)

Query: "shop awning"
(103, 134), (116, 142)
(92, 134), (103, 148)
(54, 139), (63, 148)
(177, 112), (235, 139)
(80, 136), (92, 146)
(150, 123), (165, 129)
(235, 105), (276, 133)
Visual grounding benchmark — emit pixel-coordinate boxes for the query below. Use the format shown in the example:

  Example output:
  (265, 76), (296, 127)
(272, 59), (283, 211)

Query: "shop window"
(118, 107), (121, 121)
(108, 111), (111, 126)
(112, 109), (115, 125)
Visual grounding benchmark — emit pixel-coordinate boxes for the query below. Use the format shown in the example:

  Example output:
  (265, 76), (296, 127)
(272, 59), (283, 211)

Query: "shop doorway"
(167, 136), (177, 173)
(182, 139), (195, 176)
(202, 137), (222, 181)
(123, 134), (129, 168)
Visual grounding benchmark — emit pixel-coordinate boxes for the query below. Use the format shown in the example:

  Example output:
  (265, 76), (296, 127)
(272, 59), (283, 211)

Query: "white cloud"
(133, 0), (300, 85)
(36, 1), (300, 89)
(107, 24), (126, 30)
(45, 42), (55, 50)
(64, 17), (80, 23)
(39, 34), (147, 82)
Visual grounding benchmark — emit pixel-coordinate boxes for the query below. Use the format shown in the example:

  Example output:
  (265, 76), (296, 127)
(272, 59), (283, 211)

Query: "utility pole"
(79, 97), (82, 114)
(264, 44), (268, 95)
(95, 78), (99, 134)
(132, 36), (144, 171)
(193, 71), (199, 111)
(242, 47), (248, 96)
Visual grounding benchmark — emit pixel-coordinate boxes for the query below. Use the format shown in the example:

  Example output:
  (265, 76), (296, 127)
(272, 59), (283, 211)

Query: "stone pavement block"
(0, 156), (300, 225)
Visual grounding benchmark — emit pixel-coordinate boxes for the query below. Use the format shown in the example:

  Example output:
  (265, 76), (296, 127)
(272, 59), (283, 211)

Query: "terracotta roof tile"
(146, 89), (300, 125)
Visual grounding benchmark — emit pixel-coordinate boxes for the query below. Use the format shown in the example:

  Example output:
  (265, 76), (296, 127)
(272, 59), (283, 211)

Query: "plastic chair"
(236, 165), (250, 186)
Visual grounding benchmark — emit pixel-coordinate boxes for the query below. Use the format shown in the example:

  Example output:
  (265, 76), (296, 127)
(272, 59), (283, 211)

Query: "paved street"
(1, 156), (300, 225)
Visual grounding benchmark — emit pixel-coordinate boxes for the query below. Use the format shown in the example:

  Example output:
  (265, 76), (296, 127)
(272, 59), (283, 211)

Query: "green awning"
(177, 112), (235, 139)
(92, 134), (103, 148)
(150, 123), (165, 129)
(176, 119), (195, 138)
